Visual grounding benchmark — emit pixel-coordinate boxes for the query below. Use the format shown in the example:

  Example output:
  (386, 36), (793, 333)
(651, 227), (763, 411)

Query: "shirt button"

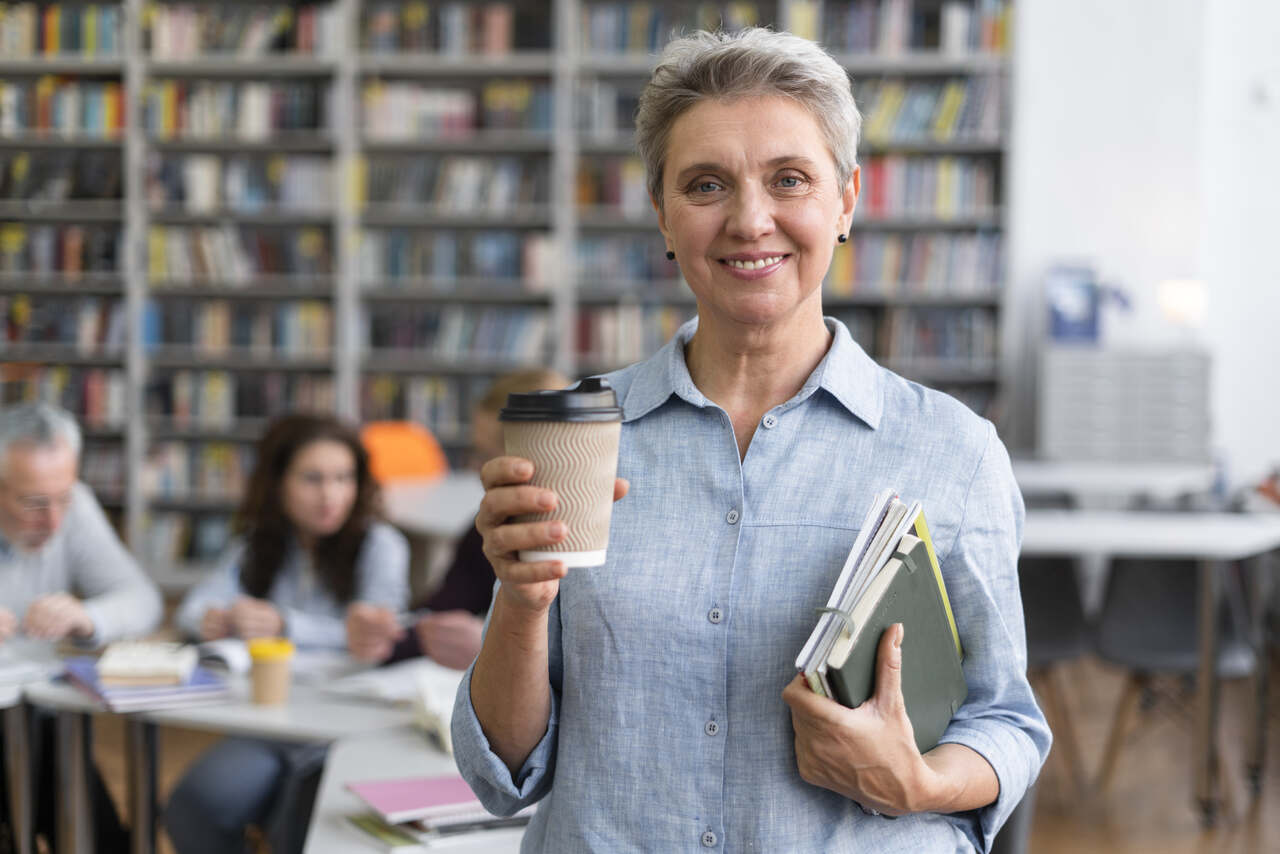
(702, 830), (718, 847)
(708, 607), (723, 624)
(725, 509), (739, 525)
(704, 720), (720, 736)
(762, 414), (778, 429)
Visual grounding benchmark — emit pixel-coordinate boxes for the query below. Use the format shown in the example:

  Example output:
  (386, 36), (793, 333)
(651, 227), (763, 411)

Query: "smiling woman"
(454, 28), (1049, 854)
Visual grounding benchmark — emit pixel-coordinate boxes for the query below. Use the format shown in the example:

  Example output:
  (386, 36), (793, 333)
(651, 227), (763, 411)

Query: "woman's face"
(281, 439), (358, 540)
(656, 95), (859, 329)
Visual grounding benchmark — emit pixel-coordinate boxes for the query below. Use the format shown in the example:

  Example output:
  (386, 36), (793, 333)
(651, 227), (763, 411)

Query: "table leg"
(3, 704), (32, 854)
(1195, 559), (1223, 827)
(1247, 552), (1273, 796)
(125, 718), (157, 854)
(54, 711), (93, 854)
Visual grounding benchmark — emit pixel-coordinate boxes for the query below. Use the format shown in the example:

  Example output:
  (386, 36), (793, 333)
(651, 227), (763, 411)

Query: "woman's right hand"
(199, 607), (231, 641)
(476, 456), (628, 615)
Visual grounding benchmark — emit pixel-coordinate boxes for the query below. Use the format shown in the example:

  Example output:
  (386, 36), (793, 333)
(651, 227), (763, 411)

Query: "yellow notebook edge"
(910, 511), (963, 660)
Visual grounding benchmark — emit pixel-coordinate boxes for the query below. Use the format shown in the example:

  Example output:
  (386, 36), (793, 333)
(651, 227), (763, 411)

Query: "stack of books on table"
(346, 773), (532, 852)
(65, 641), (230, 712)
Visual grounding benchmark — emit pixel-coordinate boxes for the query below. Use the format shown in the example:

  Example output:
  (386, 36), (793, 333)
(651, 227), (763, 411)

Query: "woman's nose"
(725, 185), (776, 241)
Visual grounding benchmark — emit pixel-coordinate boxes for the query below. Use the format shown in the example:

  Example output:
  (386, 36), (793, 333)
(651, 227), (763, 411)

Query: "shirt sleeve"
(451, 583), (562, 816)
(65, 484), (163, 644)
(174, 542), (246, 641)
(935, 422), (1051, 852)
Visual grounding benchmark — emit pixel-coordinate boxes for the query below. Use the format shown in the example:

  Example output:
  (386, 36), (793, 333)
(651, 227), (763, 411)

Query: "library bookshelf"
(0, 0), (1011, 585)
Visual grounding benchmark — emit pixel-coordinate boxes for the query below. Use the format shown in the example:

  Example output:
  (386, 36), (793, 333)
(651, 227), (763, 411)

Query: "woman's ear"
(841, 165), (861, 234)
(651, 190), (669, 241)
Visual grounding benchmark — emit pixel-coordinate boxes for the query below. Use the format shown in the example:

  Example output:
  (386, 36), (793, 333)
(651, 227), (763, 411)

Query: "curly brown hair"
(235, 414), (380, 605)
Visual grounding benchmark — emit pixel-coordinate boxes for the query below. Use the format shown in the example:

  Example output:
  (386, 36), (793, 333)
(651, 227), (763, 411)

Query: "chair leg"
(1098, 673), (1146, 792)
(1045, 666), (1089, 794)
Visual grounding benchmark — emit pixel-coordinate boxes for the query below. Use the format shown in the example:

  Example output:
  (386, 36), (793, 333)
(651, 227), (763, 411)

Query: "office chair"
(1019, 556), (1092, 795)
(1093, 557), (1256, 808)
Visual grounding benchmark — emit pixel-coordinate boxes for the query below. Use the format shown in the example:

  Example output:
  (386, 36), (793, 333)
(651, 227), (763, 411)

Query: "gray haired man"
(0, 402), (161, 642)
(0, 402), (161, 852)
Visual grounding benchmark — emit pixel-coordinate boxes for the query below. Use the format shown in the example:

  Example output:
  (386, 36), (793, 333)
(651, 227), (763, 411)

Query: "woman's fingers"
(480, 455), (534, 490)
(477, 484), (557, 531)
(486, 519), (566, 558)
(492, 559), (567, 585)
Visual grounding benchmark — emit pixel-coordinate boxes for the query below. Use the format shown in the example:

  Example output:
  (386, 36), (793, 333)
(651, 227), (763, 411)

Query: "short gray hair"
(0, 403), (83, 476)
(635, 27), (861, 209)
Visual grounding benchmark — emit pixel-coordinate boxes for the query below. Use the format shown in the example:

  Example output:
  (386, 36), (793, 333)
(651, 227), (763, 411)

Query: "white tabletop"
(1012, 459), (1215, 501)
(1022, 510), (1280, 561)
(304, 726), (524, 854)
(23, 677), (414, 742)
(382, 473), (486, 539)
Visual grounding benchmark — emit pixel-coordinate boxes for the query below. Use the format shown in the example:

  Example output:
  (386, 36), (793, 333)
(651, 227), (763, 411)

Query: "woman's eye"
(694, 181), (722, 193)
(777, 175), (803, 189)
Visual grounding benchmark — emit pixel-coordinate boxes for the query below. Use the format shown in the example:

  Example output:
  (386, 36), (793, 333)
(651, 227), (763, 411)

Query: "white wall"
(1199, 0), (1280, 487)
(1006, 0), (1280, 487)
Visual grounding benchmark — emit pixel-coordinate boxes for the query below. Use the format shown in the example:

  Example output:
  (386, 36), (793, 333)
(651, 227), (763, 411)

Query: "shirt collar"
(620, 315), (883, 429)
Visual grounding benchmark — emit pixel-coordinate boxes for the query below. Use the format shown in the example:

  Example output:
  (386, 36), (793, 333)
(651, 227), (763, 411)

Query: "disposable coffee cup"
(248, 637), (294, 705)
(500, 377), (623, 568)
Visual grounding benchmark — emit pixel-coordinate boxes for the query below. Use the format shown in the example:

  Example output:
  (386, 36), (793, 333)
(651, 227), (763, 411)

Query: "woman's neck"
(685, 307), (832, 414)
(685, 305), (833, 459)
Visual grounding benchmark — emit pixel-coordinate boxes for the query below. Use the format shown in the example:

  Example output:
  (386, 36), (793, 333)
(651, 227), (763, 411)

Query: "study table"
(303, 725), (524, 854)
(22, 676), (416, 854)
(1012, 459), (1216, 504)
(1021, 509), (1280, 825)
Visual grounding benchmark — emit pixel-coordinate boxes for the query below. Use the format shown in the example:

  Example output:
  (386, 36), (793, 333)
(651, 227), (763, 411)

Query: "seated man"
(0, 402), (163, 851)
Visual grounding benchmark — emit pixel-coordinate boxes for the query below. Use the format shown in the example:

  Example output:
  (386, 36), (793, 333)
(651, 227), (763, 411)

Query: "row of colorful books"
(0, 3), (121, 58)
(1, 149), (122, 202)
(365, 305), (548, 362)
(147, 154), (333, 214)
(142, 300), (333, 357)
(359, 154), (549, 211)
(0, 223), (121, 275)
(580, 1), (762, 54)
(147, 3), (342, 59)
(881, 306), (996, 361)
(0, 365), (126, 427)
(819, 0), (1012, 54)
(145, 370), (336, 425)
(362, 0), (549, 54)
(576, 305), (691, 368)
(143, 440), (252, 501)
(0, 294), (124, 353)
(576, 156), (648, 217)
(363, 80), (552, 140)
(576, 233), (678, 285)
(0, 78), (125, 138)
(142, 511), (232, 565)
(358, 229), (551, 284)
(148, 226), (333, 282)
(858, 155), (997, 218)
(857, 77), (1002, 145)
(362, 373), (484, 441)
(143, 80), (330, 140)
(826, 232), (1002, 297)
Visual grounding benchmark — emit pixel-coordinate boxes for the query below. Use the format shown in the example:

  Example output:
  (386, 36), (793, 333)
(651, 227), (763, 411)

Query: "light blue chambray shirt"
(453, 317), (1050, 853)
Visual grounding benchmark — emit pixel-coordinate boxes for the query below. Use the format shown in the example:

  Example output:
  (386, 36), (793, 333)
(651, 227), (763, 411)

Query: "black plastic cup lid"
(499, 377), (623, 422)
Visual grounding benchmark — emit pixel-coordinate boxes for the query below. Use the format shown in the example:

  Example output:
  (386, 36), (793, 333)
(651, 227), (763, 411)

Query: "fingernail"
(549, 522), (566, 538)
(516, 461), (533, 478)
(894, 624), (904, 649)
(538, 492), (556, 510)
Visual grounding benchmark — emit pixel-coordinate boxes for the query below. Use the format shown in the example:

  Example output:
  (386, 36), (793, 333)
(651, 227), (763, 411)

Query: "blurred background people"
(165, 413), (409, 854)
(0, 401), (163, 852)
(346, 368), (569, 670)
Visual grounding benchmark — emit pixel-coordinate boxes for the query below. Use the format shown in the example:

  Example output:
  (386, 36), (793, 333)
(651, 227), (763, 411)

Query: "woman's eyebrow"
(673, 155), (818, 181)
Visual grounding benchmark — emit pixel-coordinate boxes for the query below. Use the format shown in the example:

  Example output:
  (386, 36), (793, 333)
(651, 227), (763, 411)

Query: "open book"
(795, 491), (966, 754)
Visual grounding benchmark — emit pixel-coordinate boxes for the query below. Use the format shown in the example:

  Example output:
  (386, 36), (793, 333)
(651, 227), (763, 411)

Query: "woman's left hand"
(229, 596), (285, 640)
(782, 623), (943, 816)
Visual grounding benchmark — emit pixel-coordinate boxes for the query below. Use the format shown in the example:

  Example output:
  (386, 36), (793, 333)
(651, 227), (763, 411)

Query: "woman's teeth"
(726, 255), (784, 270)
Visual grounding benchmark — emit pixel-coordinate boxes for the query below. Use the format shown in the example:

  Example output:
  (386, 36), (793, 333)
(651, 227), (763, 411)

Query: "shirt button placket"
(762, 413), (778, 429)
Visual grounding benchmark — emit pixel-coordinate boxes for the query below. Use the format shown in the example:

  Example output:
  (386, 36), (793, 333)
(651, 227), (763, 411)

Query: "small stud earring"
(665, 250), (676, 260)
(837, 233), (848, 244)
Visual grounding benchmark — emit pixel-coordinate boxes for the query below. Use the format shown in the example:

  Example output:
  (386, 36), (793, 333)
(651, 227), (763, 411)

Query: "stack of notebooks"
(346, 773), (531, 852)
(795, 490), (967, 754)
(65, 641), (230, 712)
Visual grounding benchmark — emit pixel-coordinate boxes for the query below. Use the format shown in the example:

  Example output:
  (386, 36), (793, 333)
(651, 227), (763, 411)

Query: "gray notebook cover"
(827, 538), (968, 754)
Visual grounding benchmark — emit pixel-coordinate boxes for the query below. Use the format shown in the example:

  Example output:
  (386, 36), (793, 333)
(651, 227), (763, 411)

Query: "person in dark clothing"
(347, 369), (568, 669)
